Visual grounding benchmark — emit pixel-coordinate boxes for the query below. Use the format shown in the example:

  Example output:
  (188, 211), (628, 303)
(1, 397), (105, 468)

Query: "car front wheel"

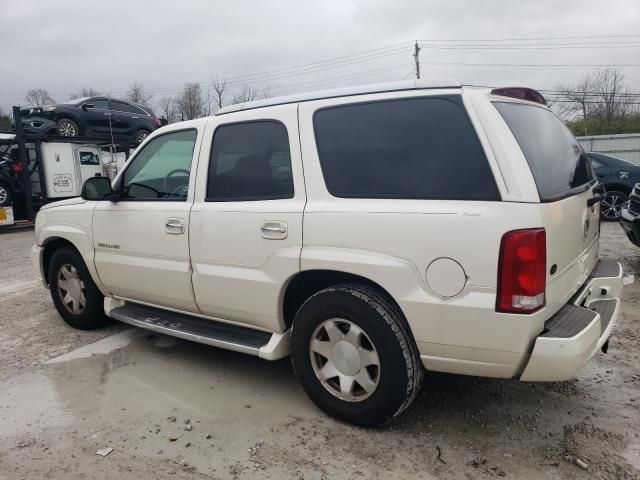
(57, 118), (79, 137)
(290, 284), (423, 427)
(601, 190), (628, 221)
(48, 247), (109, 330)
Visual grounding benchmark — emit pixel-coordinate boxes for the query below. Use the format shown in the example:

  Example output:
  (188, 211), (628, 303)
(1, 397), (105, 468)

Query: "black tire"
(290, 283), (423, 427)
(0, 181), (12, 207)
(600, 190), (628, 221)
(135, 129), (150, 143)
(48, 247), (109, 330)
(56, 118), (79, 137)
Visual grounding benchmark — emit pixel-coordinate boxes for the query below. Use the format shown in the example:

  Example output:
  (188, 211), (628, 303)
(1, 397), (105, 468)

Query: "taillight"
(496, 228), (546, 314)
(154, 118), (162, 126)
(11, 162), (22, 174)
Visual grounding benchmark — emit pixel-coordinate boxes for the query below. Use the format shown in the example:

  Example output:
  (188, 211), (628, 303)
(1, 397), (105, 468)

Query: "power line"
(420, 61), (640, 67)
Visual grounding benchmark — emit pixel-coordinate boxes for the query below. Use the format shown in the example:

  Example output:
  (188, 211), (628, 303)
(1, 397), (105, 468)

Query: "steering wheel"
(162, 169), (190, 197)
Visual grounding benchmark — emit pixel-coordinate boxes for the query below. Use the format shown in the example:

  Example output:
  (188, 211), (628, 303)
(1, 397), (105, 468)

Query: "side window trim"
(205, 119), (295, 202)
(117, 128), (198, 202)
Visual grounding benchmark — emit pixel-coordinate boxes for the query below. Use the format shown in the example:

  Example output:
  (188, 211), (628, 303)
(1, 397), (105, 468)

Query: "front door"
(81, 98), (112, 136)
(189, 105), (305, 332)
(92, 127), (203, 312)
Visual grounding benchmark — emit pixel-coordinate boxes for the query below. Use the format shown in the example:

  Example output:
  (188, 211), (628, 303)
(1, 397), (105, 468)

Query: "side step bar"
(108, 302), (288, 359)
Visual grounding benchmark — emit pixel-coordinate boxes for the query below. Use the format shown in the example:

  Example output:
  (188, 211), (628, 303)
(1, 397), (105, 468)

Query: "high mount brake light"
(496, 228), (546, 314)
(491, 87), (547, 105)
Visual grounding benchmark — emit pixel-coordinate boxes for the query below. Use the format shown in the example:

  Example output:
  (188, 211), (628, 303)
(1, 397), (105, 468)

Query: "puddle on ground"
(0, 328), (317, 470)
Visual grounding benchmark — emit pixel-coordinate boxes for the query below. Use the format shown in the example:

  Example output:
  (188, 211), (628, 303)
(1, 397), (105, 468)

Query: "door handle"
(103, 112), (112, 116)
(260, 221), (288, 240)
(165, 218), (186, 235)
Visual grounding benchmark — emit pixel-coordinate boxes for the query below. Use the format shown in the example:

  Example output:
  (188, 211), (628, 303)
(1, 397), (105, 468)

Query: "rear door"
(189, 104), (305, 332)
(493, 101), (600, 311)
(110, 101), (135, 137)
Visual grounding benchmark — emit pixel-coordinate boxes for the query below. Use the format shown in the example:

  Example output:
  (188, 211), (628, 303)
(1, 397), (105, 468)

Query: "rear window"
(493, 102), (595, 201)
(313, 96), (500, 200)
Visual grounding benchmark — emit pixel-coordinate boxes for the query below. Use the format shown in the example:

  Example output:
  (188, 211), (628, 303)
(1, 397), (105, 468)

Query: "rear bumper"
(520, 260), (624, 381)
(620, 207), (640, 248)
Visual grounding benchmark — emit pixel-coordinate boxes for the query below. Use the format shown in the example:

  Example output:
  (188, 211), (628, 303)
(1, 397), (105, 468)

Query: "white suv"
(32, 80), (624, 426)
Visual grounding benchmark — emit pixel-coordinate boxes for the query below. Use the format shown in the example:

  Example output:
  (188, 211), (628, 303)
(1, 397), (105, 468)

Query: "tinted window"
(112, 101), (133, 113)
(122, 129), (197, 200)
(313, 97), (499, 200)
(88, 99), (108, 110)
(494, 102), (595, 201)
(207, 121), (294, 201)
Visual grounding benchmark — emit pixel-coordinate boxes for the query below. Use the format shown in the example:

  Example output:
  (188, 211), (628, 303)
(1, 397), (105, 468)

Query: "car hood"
(39, 197), (86, 211)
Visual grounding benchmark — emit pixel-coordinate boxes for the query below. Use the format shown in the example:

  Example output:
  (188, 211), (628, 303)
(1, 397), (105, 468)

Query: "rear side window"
(493, 102), (595, 201)
(313, 96), (499, 200)
(207, 121), (294, 201)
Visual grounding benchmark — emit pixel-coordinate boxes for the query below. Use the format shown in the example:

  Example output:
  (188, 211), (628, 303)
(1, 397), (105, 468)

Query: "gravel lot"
(1, 223), (639, 479)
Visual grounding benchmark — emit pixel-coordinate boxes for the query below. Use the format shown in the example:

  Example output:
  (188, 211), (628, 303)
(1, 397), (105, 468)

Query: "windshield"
(494, 102), (595, 202)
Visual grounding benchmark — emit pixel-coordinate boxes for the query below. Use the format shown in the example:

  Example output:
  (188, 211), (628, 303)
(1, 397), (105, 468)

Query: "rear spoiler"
(491, 87), (547, 105)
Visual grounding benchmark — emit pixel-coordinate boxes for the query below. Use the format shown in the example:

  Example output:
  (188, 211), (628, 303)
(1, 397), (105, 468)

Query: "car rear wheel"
(135, 129), (150, 143)
(57, 118), (79, 137)
(601, 190), (628, 221)
(0, 182), (12, 207)
(48, 247), (109, 330)
(290, 283), (423, 427)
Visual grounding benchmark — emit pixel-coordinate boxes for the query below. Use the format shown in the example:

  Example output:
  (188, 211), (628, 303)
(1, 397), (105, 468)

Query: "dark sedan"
(25, 97), (161, 145)
(587, 152), (640, 220)
(620, 183), (640, 248)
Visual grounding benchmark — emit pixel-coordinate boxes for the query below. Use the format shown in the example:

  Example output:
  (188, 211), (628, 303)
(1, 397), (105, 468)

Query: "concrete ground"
(0, 223), (639, 479)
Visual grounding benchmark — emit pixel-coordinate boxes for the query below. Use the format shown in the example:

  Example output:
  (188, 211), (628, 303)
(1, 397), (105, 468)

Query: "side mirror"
(82, 103), (95, 111)
(81, 177), (115, 201)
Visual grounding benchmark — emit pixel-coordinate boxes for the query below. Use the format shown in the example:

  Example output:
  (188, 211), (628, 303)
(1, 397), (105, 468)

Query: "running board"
(108, 301), (289, 360)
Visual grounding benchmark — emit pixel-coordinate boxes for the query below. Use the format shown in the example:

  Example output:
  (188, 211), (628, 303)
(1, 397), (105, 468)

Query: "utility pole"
(413, 41), (421, 79)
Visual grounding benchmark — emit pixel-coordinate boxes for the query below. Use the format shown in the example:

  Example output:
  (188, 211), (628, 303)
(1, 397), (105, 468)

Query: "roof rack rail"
(216, 78), (461, 115)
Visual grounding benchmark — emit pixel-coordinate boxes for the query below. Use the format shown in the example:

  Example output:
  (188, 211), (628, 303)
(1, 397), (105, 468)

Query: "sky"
(1, 0), (639, 114)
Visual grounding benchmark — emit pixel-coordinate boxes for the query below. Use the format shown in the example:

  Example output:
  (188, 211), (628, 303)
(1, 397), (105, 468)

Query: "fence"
(577, 133), (640, 164)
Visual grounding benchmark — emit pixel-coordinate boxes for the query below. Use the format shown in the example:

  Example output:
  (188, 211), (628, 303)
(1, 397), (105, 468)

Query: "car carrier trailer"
(0, 106), (135, 230)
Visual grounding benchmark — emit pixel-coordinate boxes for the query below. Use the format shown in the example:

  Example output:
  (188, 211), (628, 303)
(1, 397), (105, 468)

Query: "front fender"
(36, 203), (106, 295)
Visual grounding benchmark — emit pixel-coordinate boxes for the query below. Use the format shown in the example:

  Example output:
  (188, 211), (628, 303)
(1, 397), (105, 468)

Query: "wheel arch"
(282, 269), (407, 331)
(41, 237), (82, 286)
(602, 182), (632, 194)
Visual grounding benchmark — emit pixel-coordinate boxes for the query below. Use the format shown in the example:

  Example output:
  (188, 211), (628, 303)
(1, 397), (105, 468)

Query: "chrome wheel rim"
(57, 264), (86, 314)
(309, 318), (380, 402)
(136, 131), (149, 142)
(601, 191), (627, 220)
(0, 185), (7, 205)
(58, 120), (77, 136)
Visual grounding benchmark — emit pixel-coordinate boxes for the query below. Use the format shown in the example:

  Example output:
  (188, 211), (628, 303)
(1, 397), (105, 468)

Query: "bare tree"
(126, 83), (152, 106)
(69, 87), (101, 100)
(25, 88), (56, 106)
(158, 96), (178, 123)
(176, 83), (204, 120)
(232, 84), (259, 104)
(212, 77), (227, 110)
(555, 68), (638, 122)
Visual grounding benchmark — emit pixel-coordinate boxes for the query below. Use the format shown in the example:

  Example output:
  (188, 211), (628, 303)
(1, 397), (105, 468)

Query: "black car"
(620, 183), (640, 247)
(25, 97), (161, 144)
(587, 152), (640, 221)
(0, 137), (24, 207)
